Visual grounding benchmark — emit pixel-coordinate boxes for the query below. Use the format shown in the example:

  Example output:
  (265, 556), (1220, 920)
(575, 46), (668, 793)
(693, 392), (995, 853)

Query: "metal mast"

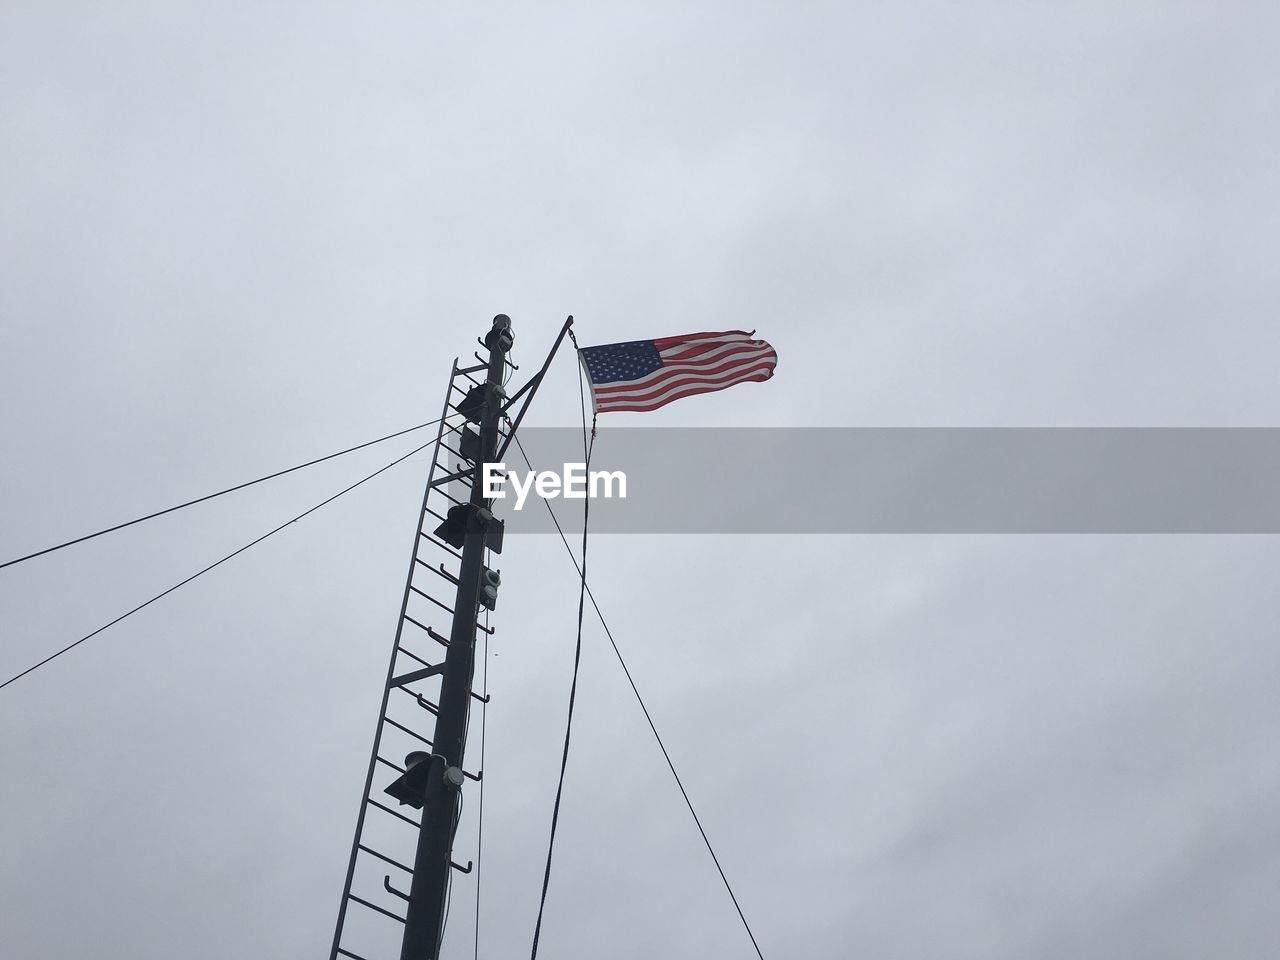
(396, 313), (511, 959)
(330, 313), (572, 960)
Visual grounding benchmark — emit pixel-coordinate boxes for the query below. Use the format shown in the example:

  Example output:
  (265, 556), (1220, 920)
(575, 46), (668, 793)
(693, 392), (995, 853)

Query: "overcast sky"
(3, 3), (1279, 959)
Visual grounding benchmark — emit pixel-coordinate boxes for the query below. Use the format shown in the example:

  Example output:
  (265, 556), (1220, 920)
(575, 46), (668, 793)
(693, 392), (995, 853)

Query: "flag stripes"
(580, 330), (777, 414)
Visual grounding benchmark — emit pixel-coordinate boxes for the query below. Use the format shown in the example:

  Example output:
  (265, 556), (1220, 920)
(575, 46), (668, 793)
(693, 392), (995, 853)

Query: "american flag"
(579, 330), (777, 414)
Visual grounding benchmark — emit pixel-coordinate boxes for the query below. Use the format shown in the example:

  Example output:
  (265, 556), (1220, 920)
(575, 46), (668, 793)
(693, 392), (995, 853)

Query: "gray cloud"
(3, 3), (1278, 959)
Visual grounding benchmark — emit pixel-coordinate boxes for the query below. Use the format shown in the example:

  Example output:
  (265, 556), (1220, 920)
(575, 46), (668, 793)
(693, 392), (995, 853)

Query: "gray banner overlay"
(466, 428), (1280, 533)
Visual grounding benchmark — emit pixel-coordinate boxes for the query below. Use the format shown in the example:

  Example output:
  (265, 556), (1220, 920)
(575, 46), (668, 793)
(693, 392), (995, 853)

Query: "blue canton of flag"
(580, 340), (664, 385)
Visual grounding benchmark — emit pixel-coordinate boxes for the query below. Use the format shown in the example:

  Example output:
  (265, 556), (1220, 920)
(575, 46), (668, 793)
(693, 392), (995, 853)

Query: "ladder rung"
(383, 715), (432, 747)
(404, 613), (491, 641)
(434, 487), (465, 507)
(338, 948), (374, 960)
(416, 695), (438, 715)
(428, 466), (472, 490)
(422, 562), (459, 586)
(415, 555), (456, 577)
(358, 843), (412, 874)
(376, 755), (407, 775)
(418, 531), (462, 561)
(396, 644), (431, 668)
(403, 615), (448, 647)
(392, 686), (439, 714)
(409, 584), (454, 617)
(347, 893), (405, 925)
(366, 797), (420, 828)
(440, 440), (470, 464)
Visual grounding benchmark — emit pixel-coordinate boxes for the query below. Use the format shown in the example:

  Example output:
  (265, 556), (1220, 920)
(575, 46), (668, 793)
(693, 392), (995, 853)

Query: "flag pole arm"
(496, 315), (574, 461)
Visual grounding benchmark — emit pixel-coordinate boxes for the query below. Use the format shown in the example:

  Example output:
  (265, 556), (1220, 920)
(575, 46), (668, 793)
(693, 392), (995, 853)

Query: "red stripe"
(595, 358), (777, 409)
(651, 330), (755, 352)
(658, 339), (770, 364)
(596, 351), (776, 399)
(596, 367), (774, 413)
(598, 344), (777, 396)
(595, 353), (777, 406)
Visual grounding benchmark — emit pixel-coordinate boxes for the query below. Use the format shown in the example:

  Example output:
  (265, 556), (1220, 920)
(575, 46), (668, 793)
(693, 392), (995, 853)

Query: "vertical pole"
(400, 314), (513, 960)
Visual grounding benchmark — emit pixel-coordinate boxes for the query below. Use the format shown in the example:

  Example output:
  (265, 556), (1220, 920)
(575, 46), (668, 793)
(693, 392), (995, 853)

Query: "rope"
(442, 790), (461, 943)
(0, 436), (437, 693)
(567, 328), (590, 462)
(0, 416), (447, 572)
(510, 432), (767, 960)
(528, 354), (596, 960)
(474, 594), (491, 960)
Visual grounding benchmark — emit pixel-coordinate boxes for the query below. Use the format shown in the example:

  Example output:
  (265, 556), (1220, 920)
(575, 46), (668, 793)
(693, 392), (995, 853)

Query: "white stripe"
(596, 362), (775, 407)
(597, 343), (775, 394)
(597, 366), (773, 411)
(657, 337), (763, 361)
(596, 361), (774, 410)
(597, 351), (773, 398)
(656, 331), (755, 350)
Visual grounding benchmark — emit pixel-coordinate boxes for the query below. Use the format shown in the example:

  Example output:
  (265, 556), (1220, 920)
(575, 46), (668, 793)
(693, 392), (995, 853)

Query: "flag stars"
(582, 340), (664, 384)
